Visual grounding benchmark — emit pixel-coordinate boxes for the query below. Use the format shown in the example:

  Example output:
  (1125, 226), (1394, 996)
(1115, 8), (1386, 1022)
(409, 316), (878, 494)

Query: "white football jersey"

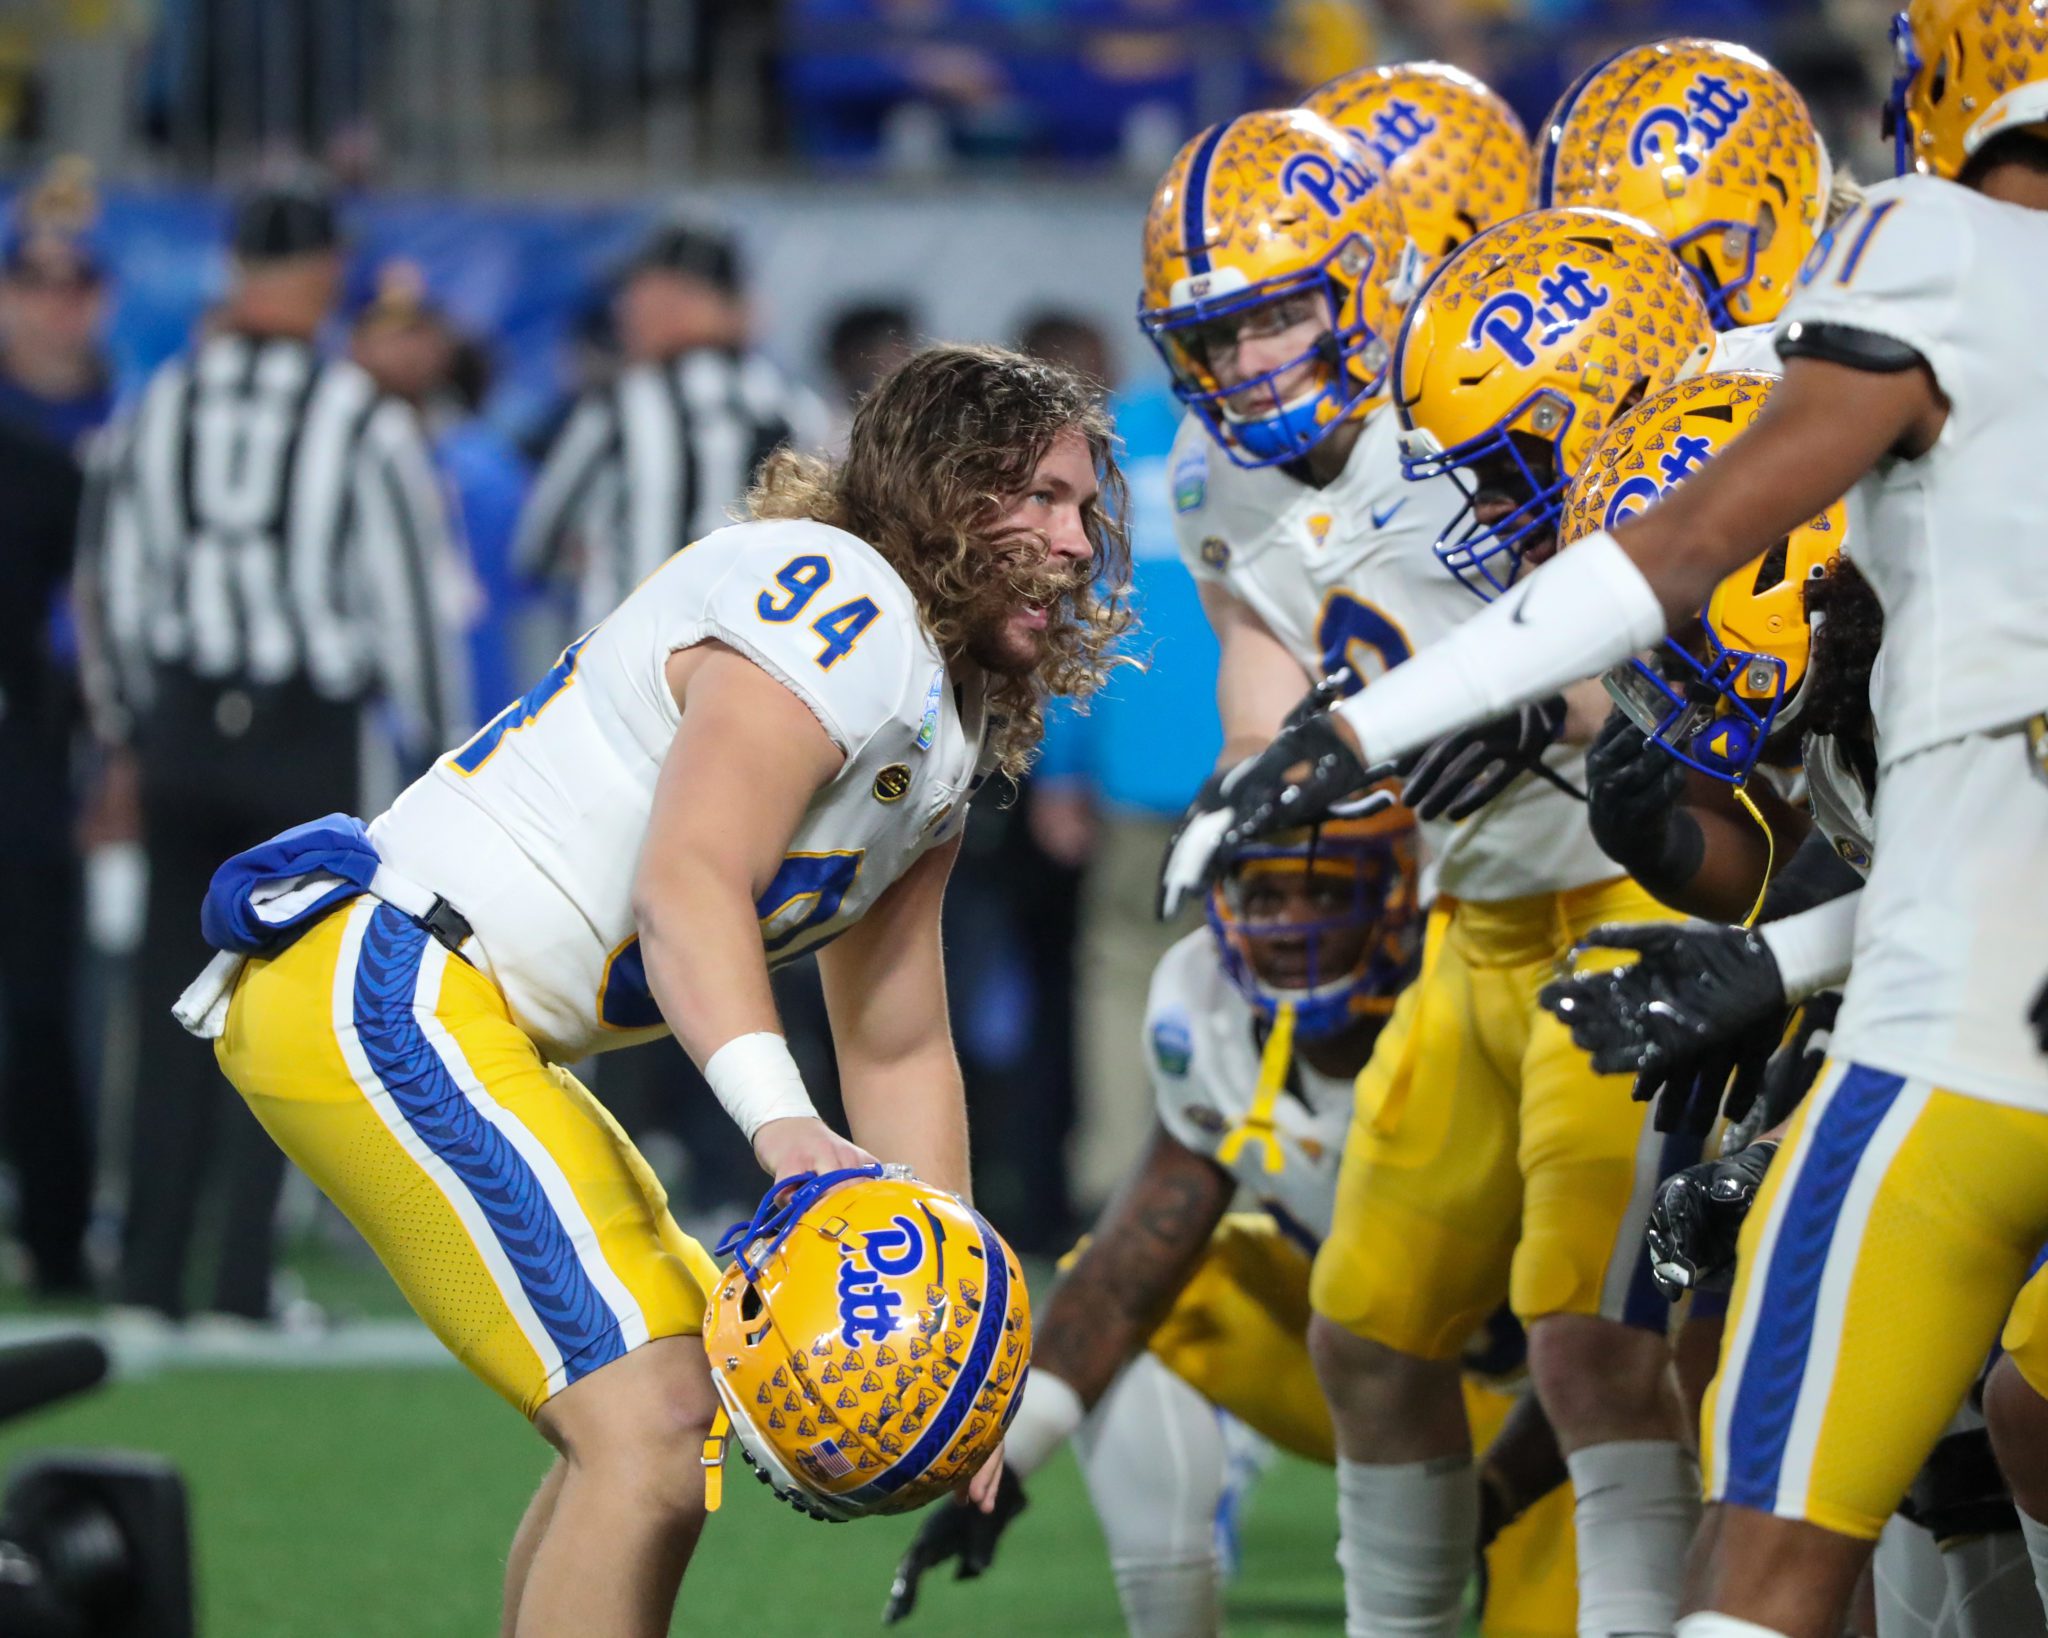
(1144, 929), (1351, 1245)
(372, 518), (988, 1064)
(1709, 323), (1782, 374)
(1776, 174), (2048, 766)
(1772, 175), (2048, 1106)
(1171, 409), (1617, 901)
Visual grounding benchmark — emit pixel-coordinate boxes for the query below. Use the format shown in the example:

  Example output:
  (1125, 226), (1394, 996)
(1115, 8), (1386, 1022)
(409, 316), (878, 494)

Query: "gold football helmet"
(1887, 0), (2048, 179)
(1537, 38), (1831, 328)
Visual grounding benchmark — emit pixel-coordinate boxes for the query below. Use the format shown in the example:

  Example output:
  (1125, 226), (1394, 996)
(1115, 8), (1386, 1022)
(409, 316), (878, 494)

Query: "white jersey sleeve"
(1167, 419), (1230, 586)
(674, 520), (917, 757)
(1775, 175), (1978, 402)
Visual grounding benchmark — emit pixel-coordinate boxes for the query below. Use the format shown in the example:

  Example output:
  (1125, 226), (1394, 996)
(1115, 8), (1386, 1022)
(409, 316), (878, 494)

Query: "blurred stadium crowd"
(0, 0), (1900, 1332)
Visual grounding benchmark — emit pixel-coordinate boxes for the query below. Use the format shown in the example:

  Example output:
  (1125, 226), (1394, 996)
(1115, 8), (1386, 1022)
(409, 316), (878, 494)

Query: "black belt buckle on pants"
(415, 896), (474, 955)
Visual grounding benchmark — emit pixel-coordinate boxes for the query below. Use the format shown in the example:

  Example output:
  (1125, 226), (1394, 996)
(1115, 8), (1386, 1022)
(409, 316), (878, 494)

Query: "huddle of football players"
(149, 2), (2048, 1634)
(1158, 3), (2048, 1637)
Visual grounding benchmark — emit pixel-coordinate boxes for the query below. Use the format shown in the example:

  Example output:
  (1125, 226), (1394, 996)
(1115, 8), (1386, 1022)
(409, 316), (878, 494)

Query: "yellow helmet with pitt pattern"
(1536, 39), (1831, 329)
(1138, 108), (1418, 468)
(1563, 370), (1846, 783)
(1393, 206), (1716, 599)
(1301, 62), (1533, 263)
(702, 1166), (1029, 1522)
(1886, 0), (2048, 179)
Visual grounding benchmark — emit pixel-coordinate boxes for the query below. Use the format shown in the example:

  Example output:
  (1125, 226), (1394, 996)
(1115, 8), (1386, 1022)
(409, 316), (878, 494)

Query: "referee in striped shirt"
(515, 221), (828, 632)
(77, 183), (469, 1325)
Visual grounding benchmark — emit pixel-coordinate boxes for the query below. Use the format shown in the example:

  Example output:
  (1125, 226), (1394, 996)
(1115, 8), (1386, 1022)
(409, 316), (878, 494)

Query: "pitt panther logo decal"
(1281, 149), (1375, 218)
(1351, 98), (1437, 170)
(1469, 263), (1610, 368)
(1603, 433), (1715, 529)
(1628, 72), (1751, 177)
(835, 1214), (925, 1345)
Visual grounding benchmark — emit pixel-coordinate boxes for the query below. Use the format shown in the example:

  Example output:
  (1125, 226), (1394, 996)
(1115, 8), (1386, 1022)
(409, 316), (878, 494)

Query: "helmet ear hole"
(1929, 49), (1950, 107)
(739, 1283), (765, 1324)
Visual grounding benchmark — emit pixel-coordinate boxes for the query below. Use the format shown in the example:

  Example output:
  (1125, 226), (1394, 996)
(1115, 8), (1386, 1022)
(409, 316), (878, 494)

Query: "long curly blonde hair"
(748, 343), (1134, 777)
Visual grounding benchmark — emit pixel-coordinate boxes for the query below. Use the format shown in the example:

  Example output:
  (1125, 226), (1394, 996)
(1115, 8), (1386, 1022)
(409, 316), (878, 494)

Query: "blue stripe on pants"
(1723, 1064), (1907, 1510)
(354, 903), (626, 1386)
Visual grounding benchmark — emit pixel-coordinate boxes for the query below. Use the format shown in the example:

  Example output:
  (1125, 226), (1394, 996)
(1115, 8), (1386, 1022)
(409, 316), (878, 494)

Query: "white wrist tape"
(704, 1032), (818, 1141)
(1759, 891), (1862, 1004)
(1003, 1370), (1085, 1479)
(1335, 530), (1666, 766)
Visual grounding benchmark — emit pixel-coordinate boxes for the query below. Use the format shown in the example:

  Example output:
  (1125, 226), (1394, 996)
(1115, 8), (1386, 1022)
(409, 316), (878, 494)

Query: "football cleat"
(1138, 108), (1417, 468)
(701, 1166), (1030, 1522)
(1887, 0), (2048, 180)
(1302, 62), (1532, 266)
(1207, 807), (1419, 1040)
(1561, 369), (1846, 784)
(1394, 206), (1715, 599)
(1537, 38), (1832, 328)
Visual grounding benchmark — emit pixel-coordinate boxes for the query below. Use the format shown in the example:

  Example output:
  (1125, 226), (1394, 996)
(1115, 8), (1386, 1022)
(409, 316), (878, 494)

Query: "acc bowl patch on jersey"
(1173, 449), (1209, 513)
(1152, 1008), (1195, 1077)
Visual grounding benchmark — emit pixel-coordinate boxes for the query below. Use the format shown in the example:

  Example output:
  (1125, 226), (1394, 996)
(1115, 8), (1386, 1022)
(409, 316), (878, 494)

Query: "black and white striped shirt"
(77, 333), (468, 761)
(515, 349), (829, 630)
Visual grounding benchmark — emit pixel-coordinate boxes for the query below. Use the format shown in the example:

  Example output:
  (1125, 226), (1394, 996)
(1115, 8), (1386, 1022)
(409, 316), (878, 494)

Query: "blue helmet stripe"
(843, 1210), (1013, 1505)
(1181, 122), (1231, 276)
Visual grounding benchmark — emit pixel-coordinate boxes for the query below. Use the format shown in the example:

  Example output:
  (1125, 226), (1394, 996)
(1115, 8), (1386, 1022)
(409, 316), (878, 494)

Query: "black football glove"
(882, 1468), (1029, 1624)
(1583, 709), (1702, 896)
(1539, 921), (1789, 1134)
(1398, 697), (1570, 822)
(1646, 1140), (1779, 1301)
(1158, 714), (1382, 918)
(2032, 972), (2048, 1056)
(1746, 990), (1840, 1142)
(1280, 667), (1356, 733)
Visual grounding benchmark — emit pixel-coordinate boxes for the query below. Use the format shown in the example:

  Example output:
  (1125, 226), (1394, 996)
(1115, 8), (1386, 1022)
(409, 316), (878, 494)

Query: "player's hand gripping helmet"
(1301, 62), (1533, 265)
(1886, 0), (2048, 179)
(702, 1166), (1030, 1522)
(1395, 206), (1715, 600)
(1139, 109), (1418, 469)
(1562, 369), (1845, 784)
(1536, 39), (1832, 329)
(1206, 805), (1420, 1041)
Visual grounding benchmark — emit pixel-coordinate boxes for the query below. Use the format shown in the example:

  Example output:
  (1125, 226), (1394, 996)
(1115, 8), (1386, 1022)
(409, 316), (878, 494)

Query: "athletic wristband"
(1002, 1370), (1085, 1479)
(1759, 891), (1861, 1004)
(1335, 531), (1666, 767)
(704, 1032), (818, 1142)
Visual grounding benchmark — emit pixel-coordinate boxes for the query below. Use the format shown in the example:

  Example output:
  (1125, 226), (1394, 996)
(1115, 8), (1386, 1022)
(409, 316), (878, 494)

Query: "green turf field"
(0, 1362), (1361, 1637)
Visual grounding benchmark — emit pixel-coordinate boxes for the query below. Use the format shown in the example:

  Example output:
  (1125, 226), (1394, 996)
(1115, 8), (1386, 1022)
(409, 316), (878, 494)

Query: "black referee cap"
(622, 220), (740, 295)
(230, 182), (341, 262)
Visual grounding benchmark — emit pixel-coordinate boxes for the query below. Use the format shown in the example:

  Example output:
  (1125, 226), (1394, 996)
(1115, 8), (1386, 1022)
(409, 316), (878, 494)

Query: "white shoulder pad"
(1167, 418), (1231, 583)
(1776, 175), (1973, 391)
(1143, 930), (1232, 1149)
(678, 519), (918, 754)
(1707, 323), (1783, 376)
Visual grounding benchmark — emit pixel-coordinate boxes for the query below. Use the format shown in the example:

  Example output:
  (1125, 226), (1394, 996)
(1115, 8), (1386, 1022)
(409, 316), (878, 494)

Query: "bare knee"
(1309, 1314), (1466, 1461)
(538, 1339), (718, 1522)
(1528, 1313), (1678, 1449)
(1986, 1353), (2048, 1520)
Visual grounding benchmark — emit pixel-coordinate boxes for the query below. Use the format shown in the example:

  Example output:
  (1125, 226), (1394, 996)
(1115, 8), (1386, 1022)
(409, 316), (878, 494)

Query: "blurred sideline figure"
(76, 181), (469, 1327)
(0, 157), (115, 454)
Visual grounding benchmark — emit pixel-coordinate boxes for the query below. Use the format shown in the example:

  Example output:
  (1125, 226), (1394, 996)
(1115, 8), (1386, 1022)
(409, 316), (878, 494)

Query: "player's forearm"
(1031, 1128), (1234, 1408)
(1664, 781), (1809, 924)
(633, 875), (786, 1074)
(838, 1042), (970, 1198)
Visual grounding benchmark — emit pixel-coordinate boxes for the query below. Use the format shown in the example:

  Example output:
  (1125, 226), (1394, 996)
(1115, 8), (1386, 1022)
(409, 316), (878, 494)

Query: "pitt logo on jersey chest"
(1628, 73), (1751, 176)
(1281, 149), (1375, 218)
(1469, 263), (1609, 367)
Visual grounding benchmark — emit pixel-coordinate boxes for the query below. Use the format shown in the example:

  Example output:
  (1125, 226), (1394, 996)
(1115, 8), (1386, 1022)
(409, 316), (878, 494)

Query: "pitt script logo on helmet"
(1207, 807), (1420, 1042)
(1393, 207), (1715, 600)
(1886, 0), (2048, 178)
(1563, 370), (1845, 784)
(700, 1166), (1030, 1522)
(1301, 62), (1533, 264)
(1537, 39), (1832, 329)
(1138, 109), (1419, 469)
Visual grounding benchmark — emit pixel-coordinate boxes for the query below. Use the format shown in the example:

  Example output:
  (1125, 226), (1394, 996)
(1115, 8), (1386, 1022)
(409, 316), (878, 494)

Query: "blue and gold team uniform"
(1173, 411), (1685, 1364)
(210, 518), (992, 1417)
(1138, 929), (1578, 1638)
(1702, 175), (2048, 1539)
